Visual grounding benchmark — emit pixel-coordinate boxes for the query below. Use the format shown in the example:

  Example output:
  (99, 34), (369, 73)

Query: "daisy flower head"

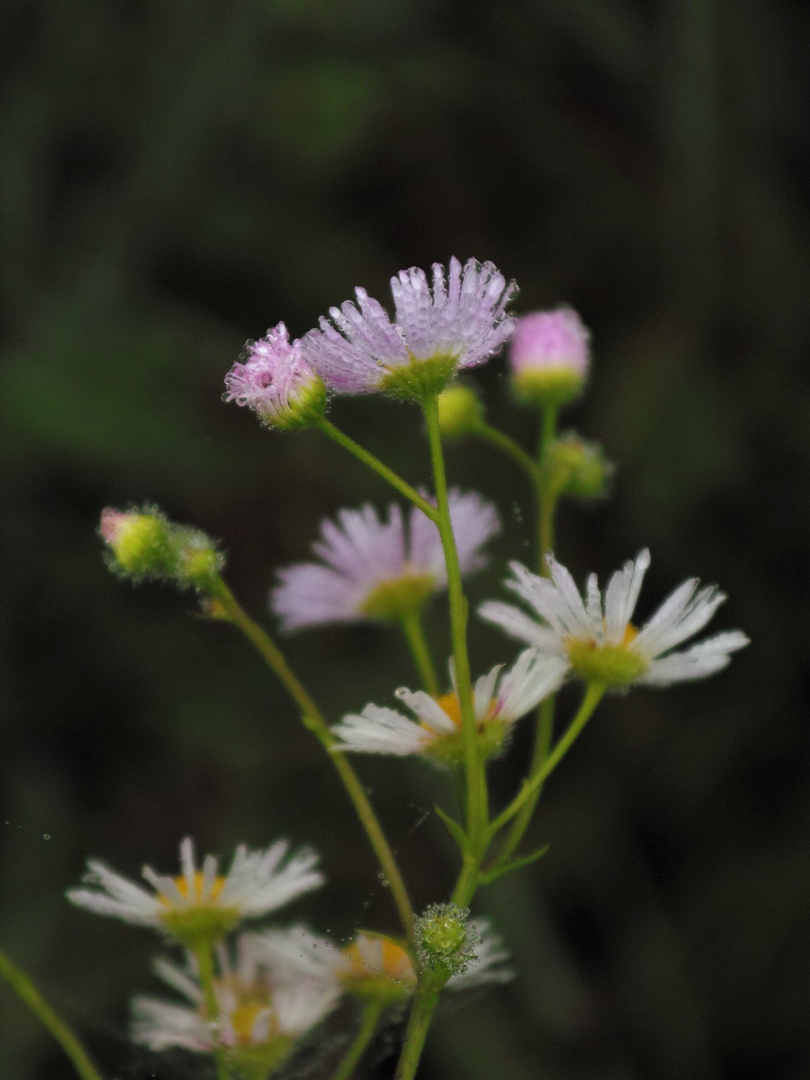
(271, 489), (499, 629)
(67, 837), (324, 947)
(330, 648), (568, 766)
(479, 550), (749, 689)
(509, 308), (590, 408)
(224, 322), (327, 430)
(255, 921), (512, 1007)
(132, 933), (340, 1075)
(300, 257), (517, 402)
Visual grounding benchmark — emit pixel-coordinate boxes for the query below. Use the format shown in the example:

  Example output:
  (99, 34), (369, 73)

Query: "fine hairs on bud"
(414, 903), (480, 979)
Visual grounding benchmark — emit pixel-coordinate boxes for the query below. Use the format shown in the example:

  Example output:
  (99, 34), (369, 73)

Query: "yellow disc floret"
(566, 624), (647, 686)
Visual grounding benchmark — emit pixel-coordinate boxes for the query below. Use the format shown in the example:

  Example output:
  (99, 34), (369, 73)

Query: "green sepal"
(479, 844), (549, 885)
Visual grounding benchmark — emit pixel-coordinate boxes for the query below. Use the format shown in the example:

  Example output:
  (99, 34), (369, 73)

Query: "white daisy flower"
(330, 648), (568, 765)
(479, 550), (749, 688)
(271, 489), (499, 629)
(67, 837), (323, 945)
(254, 921), (512, 1006)
(132, 932), (340, 1068)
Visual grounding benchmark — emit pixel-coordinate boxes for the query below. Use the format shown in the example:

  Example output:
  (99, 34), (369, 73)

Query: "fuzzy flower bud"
(437, 385), (484, 439)
(99, 507), (224, 591)
(225, 323), (327, 431)
(510, 308), (590, 408)
(100, 508), (175, 579)
(546, 433), (614, 499)
(414, 903), (480, 986)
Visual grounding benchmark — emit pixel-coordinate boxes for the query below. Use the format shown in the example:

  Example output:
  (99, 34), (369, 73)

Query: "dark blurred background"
(2, 1), (809, 1078)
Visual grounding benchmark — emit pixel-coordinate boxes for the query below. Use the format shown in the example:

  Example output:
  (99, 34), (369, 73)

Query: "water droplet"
(43, 833), (51, 840)
(395, 687), (408, 698)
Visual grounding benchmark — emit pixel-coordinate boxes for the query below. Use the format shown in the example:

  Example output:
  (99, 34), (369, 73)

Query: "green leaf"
(479, 844), (549, 885)
(434, 805), (470, 855)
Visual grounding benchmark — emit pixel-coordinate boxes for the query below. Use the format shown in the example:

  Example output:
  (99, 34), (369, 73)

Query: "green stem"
(489, 683), (606, 837)
(538, 403), (558, 573)
(191, 940), (230, 1080)
(400, 611), (440, 695)
(499, 402), (560, 866)
(331, 1000), (384, 1080)
(316, 418), (438, 521)
(394, 988), (441, 1080)
(470, 422), (540, 485)
(207, 575), (414, 938)
(494, 693), (555, 868)
(0, 947), (105, 1080)
(450, 856), (479, 908)
(422, 395), (487, 851)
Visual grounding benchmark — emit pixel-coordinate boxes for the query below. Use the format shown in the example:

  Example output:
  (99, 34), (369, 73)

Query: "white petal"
(396, 689), (457, 734)
(331, 705), (433, 754)
(478, 600), (562, 650)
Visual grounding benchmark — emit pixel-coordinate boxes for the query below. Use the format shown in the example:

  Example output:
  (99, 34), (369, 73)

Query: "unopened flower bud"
(414, 903), (479, 985)
(173, 528), (225, 590)
(99, 508), (174, 579)
(510, 308), (590, 408)
(99, 507), (225, 591)
(437, 386), (484, 439)
(546, 433), (614, 499)
(225, 323), (327, 431)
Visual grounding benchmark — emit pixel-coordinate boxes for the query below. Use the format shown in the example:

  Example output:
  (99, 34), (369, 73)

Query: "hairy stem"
(331, 1000), (384, 1080)
(401, 610), (440, 695)
(394, 988), (441, 1080)
(316, 418), (438, 520)
(0, 946), (105, 1080)
(422, 395), (487, 852)
(489, 682), (606, 837)
(470, 421), (540, 485)
(208, 575), (414, 937)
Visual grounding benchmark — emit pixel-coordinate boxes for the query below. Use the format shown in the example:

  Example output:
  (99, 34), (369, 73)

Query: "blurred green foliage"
(2, 1), (809, 1078)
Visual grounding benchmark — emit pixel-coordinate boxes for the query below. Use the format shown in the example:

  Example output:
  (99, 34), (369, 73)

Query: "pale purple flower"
(510, 309), (590, 377)
(480, 550), (749, 688)
(509, 308), (590, 406)
(271, 490), (499, 629)
(330, 648), (567, 763)
(224, 323), (326, 429)
(300, 258), (517, 398)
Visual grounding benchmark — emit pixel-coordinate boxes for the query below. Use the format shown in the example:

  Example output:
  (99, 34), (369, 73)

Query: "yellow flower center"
(565, 623), (647, 686)
(229, 1001), (273, 1045)
(360, 571), (436, 620)
(434, 692), (464, 729)
(163, 872), (226, 905)
(343, 935), (414, 982)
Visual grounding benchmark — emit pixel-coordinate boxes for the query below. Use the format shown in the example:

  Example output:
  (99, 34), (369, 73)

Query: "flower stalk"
(206, 574), (414, 937)
(331, 1000), (384, 1080)
(0, 947), (105, 1080)
(315, 417), (438, 520)
(422, 394), (487, 852)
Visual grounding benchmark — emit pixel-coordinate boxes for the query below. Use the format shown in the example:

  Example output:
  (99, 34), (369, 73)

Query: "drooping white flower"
(479, 550), (748, 688)
(330, 648), (568, 765)
(132, 933), (339, 1065)
(271, 490), (499, 629)
(300, 258), (516, 401)
(67, 838), (323, 944)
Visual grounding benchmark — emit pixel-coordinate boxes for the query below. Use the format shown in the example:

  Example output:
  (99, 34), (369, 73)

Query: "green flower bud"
(99, 507), (175, 579)
(546, 433), (614, 500)
(437, 386), (484, 439)
(414, 903), (479, 985)
(99, 507), (225, 591)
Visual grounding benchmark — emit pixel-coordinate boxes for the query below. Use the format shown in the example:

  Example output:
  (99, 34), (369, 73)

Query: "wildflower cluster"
(0, 256), (748, 1080)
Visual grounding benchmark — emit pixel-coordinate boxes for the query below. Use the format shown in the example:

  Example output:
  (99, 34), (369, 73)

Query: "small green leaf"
(434, 805), (470, 854)
(479, 844), (549, 885)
